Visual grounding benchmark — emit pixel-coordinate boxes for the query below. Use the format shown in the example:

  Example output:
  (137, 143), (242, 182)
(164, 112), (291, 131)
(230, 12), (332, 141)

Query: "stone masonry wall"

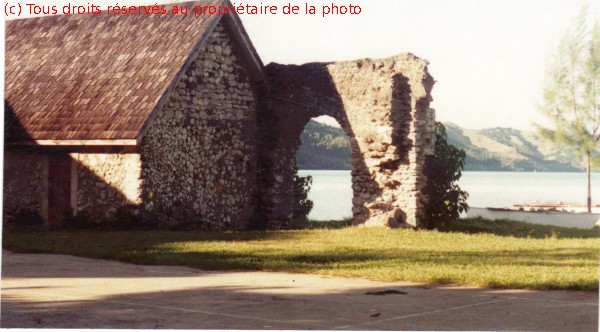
(140, 22), (258, 229)
(265, 54), (435, 228)
(327, 56), (435, 227)
(3, 150), (46, 221)
(4, 43), (433, 231)
(75, 149), (142, 222)
(3, 148), (142, 225)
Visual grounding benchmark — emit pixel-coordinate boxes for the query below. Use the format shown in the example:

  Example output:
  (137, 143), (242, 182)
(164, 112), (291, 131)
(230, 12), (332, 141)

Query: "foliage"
(108, 205), (147, 230)
(13, 209), (45, 226)
(63, 210), (97, 230)
(3, 209), (45, 232)
(4, 222), (599, 291)
(423, 122), (469, 229)
(535, 7), (600, 211)
(292, 165), (314, 225)
(63, 205), (148, 230)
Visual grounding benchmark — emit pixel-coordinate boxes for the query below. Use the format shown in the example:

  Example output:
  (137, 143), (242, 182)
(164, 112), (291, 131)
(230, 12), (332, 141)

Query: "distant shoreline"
(299, 169), (600, 173)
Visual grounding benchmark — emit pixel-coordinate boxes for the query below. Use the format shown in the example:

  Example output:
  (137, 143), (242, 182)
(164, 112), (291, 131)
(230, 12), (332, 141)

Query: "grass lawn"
(3, 218), (599, 291)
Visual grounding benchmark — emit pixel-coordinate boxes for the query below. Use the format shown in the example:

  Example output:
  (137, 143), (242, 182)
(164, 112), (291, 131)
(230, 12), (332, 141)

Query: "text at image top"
(5, 1), (362, 18)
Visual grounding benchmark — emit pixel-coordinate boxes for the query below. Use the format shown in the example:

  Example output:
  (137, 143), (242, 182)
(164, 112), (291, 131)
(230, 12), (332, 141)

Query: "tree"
(422, 122), (469, 229)
(536, 8), (600, 212)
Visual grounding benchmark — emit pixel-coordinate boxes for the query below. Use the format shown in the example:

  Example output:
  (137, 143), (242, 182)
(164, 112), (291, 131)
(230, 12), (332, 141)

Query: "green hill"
(444, 122), (582, 171)
(297, 120), (351, 169)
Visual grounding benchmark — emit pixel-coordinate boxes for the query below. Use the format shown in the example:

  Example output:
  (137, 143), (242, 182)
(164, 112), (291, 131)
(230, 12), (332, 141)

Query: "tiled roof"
(5, 0), (229, 142)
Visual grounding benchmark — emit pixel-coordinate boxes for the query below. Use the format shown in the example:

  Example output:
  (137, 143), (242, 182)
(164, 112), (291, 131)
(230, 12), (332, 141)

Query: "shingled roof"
(5, 0), (265, 145)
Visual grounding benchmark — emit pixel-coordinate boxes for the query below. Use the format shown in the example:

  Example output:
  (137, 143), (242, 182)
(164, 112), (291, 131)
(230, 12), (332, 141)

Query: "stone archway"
(258, 53), (436, 229)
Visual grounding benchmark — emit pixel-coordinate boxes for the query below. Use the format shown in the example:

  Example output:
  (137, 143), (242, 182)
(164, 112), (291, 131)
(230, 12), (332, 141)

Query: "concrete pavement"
(1, 250), (598, 330)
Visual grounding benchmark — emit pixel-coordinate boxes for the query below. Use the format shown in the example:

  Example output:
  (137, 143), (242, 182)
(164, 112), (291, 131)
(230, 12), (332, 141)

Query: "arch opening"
(260, 55), (436, 229)
(296, 116), (353, 222)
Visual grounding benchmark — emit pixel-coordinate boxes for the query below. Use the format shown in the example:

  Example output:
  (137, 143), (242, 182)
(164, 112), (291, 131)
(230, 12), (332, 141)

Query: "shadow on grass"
(3, 230), (599, 291)
(3, 218), (599, 292)
(440, 217), (600, 239)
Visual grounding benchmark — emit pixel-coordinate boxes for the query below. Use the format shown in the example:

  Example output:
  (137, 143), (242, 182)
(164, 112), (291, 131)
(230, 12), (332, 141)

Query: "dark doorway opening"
(48, 153), (72, 227)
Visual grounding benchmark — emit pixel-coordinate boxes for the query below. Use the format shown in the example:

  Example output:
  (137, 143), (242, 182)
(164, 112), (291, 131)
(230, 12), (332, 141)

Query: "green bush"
(423, 122), (469, 229)
(4, 209), (45, 232)
(108, 204), (146, 230)
(13, 209), (44, 226)
(63, 205), (147, 230)
(63, 210), (97, 230)
(292, 165), (314, 226)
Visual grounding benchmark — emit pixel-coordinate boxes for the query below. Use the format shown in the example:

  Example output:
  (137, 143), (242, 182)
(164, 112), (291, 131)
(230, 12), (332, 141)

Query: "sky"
(234, 0), (600, 130)
(5, 0), (600, 130)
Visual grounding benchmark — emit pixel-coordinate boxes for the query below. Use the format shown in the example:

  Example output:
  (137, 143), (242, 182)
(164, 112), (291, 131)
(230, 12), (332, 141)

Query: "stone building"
(4, 0), (436, 229)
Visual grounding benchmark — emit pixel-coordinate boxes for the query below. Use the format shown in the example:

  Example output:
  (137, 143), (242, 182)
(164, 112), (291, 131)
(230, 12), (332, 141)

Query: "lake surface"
(299, 170), (600, 221)
(298, 170), (353, 221)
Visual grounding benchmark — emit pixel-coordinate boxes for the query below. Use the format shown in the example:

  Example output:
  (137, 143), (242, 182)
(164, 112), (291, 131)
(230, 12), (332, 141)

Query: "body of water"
(460, 171), (599, 208)
(298, 170), (353, 221)
(299, 170), (600, 221)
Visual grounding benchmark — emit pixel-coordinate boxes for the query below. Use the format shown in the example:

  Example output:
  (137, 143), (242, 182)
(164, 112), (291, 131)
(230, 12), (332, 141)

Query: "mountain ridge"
(297, 120), (584, 172)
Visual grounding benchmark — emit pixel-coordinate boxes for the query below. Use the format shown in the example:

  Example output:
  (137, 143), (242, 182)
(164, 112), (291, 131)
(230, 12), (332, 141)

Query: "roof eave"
(5, 139), (138, 147)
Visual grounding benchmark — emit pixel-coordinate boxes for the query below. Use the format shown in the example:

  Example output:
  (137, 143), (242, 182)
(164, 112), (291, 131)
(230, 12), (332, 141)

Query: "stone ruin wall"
(3, 33), (435, 230)
(326, 56), (436, 227)
(74, 149), (142, 222)
(140, 22), (259, 229)
(264, 54), (436, 228)
(3, 148), (142, 225)
(3, 150), (46, 222)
